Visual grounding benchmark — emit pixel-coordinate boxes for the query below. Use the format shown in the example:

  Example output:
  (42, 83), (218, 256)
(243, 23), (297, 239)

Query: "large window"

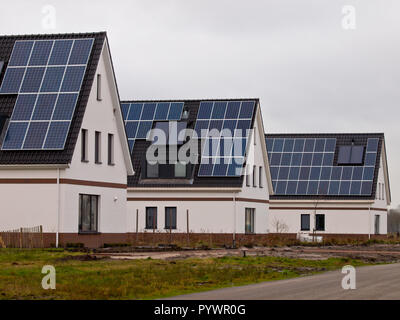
(315, 214), (325, 231)
(301, 214), (310, 231)
(165, 207), (177, 230)
(81, 129), (88, 162)
(145, 207), (157, 230)
(95, 131), (101, 164)
(245, 208), (255, 234)
(79, 194), (99, 233)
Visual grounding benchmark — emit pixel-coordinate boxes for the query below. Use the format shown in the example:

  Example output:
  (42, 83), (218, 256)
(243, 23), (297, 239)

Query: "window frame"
(301, 214), (310, 231)
(95, 131), (101, 164)
(79, 194), (99, 233)
(97, 73), (102, 101)
(81, 128), (88, 162)
(165, 207), (177, 230)
(107, 133), (114, 165)
(315, 214), (325, 231)
(245, 208), (255, 234)
(145, 207), (158, 230)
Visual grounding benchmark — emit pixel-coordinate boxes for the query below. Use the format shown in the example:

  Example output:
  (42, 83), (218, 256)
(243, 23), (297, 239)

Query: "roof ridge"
(121, 98), (260, 103)
(0, 31), (107, 38)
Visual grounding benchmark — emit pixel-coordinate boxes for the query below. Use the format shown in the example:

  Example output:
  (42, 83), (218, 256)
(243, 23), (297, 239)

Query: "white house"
(0, 32), (133, 247)
(0, 32), (392, 248)
(265, 133), (391, 239)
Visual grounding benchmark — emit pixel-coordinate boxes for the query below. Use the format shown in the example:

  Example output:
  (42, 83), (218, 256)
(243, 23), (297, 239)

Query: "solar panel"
(122, 102), (184, 153)
(0, 38), (94, 150)
(266, 137), (378, 196)
(195, 100), (255, 177)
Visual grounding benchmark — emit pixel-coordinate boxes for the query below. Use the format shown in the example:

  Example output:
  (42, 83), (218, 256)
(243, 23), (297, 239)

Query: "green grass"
(0, 249), (372, 300)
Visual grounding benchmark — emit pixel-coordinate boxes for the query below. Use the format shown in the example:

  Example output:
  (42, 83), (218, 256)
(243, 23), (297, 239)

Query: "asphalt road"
(168, 263), (400, 300)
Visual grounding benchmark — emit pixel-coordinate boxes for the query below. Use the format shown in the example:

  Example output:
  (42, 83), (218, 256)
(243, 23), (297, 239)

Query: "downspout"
(56, 168), (61, 248)
(233, 192), (237, 248)
(368, 204), (371, 240)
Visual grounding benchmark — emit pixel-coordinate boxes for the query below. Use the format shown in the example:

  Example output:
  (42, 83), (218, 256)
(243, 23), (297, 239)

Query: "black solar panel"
(266, 137), (379, 196)
(0, 38), (94, 150)
(121, 102), (184, 152)
(194, 100), (255, 177)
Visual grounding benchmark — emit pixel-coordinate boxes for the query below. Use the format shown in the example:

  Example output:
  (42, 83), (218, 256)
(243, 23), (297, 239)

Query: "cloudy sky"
(1, 0), (399, 207)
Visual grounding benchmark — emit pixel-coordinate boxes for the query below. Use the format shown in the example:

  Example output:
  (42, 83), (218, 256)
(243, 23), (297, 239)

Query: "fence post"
(40, 225), (44, 248)
(186, 209), (189, 245)
(136, 209), (139, 244)
(19, 228), (23, 249)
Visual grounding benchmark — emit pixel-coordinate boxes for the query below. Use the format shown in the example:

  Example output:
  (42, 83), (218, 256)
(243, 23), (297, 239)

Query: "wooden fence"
(0, 225), (44, 248)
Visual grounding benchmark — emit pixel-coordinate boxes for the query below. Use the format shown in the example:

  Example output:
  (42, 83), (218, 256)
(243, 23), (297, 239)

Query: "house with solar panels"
(265, 134), (391, 237)
(0, 32), (134, 247)
(0, 31), (391, 248)
(122, 99), (272, 244)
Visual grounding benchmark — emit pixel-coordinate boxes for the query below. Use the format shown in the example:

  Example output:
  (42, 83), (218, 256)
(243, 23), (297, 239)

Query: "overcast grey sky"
(1, 0), (398, 207)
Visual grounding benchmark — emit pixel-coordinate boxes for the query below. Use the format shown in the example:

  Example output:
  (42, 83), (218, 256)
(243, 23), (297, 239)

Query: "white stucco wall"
(0, 169), (58, 232)
(59, 40), (129, 234)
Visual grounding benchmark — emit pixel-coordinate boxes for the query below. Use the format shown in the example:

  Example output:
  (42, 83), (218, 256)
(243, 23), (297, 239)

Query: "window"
(145, 144), (189, 179)
(382, 183), (385, 201)
(259, 166), (263, 188)
(97, 74), (102, 101)
(95, 131), (101, 164)
(165, 207), (177, 230)
(253, 165), (257, 187)
(378, 183), (381, 200)
(374, 215), (380, 235)
(147, 162), (159, 178)
(246, 171), (250, 187)
(253, 127), (256, 145)
(245, 208), (255, 234)
(301, 214), (310, 231)
(174, 162), (186, 177)
(337, 145), (364, 165)
(81, 129), (88, 162)
(108, 133), (114, 165)
(315, 214), (325, 231)
(145, 207), (157, 229)
(79, 194), (99, 233)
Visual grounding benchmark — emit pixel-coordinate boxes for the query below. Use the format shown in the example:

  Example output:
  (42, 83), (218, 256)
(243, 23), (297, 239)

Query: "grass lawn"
(0, 249), (372, 300)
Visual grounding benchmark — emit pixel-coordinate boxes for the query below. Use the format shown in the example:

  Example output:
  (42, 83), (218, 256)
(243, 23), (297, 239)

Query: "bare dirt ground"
(92, 244), (400, 263)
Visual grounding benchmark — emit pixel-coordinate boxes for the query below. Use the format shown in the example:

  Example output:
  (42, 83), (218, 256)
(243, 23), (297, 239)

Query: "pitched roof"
(265, 132), (385, 200)
(123, 98), (259, 188)
(0, 32), (106, 165)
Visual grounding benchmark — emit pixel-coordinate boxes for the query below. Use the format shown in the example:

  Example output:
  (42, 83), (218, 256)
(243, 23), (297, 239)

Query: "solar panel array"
(0, 38), (94, 150)
(121, 102), (184, 152)
(194, 100), (255, 177)
(265, 137), (379, 196)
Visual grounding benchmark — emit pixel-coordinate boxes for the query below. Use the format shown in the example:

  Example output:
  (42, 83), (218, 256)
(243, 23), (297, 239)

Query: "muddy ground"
(90, 244), (400, 264)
